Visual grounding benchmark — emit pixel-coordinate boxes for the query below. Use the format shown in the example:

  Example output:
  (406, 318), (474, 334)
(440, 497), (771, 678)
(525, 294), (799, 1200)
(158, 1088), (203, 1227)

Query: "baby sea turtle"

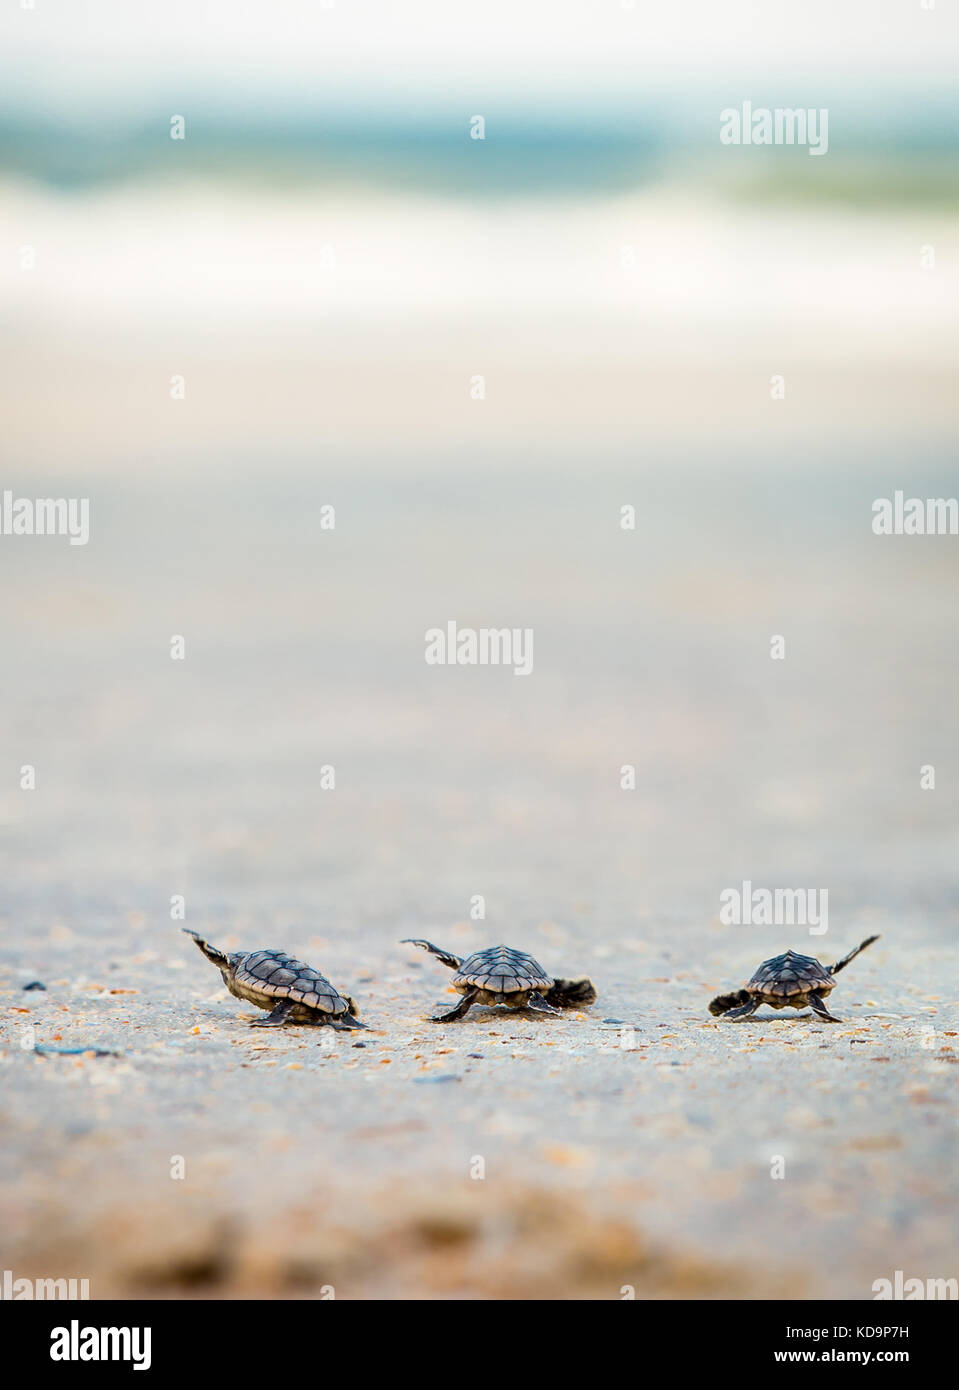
(402, 939), (597, 1022)
(708, 935), (880, 1023)
(184, 930), (366, 1030)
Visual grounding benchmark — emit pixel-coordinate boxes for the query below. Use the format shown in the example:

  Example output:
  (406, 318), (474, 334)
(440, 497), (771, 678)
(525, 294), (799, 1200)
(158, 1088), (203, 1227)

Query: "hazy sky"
(4, 0), (957, 116)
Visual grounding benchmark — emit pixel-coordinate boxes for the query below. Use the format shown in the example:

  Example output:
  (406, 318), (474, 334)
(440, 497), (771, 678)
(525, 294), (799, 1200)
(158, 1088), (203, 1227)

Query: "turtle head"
(708, 989), (751, 1016)
(183, 929), (234, 973)
(544, 976), (597, 1009)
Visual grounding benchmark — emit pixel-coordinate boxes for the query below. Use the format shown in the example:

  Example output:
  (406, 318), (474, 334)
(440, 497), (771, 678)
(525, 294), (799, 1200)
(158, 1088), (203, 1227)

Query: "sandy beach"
(1, 419), (957, 1298)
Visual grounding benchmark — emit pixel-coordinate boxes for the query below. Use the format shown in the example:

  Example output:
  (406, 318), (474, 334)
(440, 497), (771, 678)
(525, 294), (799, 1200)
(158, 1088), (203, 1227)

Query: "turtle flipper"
(328, 1012), (368, 1031)
(430, 988), (477, 1022)
(709, 989), (750, 1017)
(827, 934), (880, 977)
(183, 929), (230, 969)
(402, 939), (463, 970)
(335, 996), (369, 1029)
(526, 992), (561, 1015)
(250, 998), (295, 1027)
(543, 976), (596, 1009)
(721, 996), (760, 1020)
(808, 992), (841, 1022)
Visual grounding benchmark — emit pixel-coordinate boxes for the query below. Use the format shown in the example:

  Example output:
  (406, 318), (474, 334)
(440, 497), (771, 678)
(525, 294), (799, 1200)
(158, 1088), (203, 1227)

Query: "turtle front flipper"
(250, 998), (296, 1027)
(708, 989), (750, 1017)
(183, 929), (231, 969)
(330, 997), (368, 1030)
(543, 976), (596, 1009)
(401, 939), (463, 970)
(430, 988), (477, 1022)
(526, 992), (561, 1015)
(328, 1012), (368, 1031)
(720, 996), (760, 1020)
(827, 934), (880, 976)
(808, 992), (841, 1023)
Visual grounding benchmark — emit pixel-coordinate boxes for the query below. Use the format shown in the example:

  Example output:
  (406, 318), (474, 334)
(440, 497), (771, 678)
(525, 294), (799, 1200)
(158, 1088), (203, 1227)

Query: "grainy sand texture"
(1, 444), (957, 1299)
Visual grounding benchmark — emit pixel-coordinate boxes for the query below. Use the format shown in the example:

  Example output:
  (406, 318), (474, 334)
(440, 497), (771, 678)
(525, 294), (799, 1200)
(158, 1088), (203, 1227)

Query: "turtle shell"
(453, 945), (552, 995)
(746, 949), (832, 998)
(234, 949), (349, 1015)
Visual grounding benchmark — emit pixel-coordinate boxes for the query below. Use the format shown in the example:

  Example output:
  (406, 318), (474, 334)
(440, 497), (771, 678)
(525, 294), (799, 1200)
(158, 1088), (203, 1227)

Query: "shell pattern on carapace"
(453, 945), (552, 996)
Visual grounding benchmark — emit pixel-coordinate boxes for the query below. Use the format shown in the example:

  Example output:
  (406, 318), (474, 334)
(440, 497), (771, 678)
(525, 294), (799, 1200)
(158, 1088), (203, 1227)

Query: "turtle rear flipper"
(827, 934), (880, 976)
(183, 929), (230, 969)
(709, 989), (751, 1017)
(544, 976), (597, 1009)
(401, 939), (463, 970)
(430, 988), (478, 1022)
